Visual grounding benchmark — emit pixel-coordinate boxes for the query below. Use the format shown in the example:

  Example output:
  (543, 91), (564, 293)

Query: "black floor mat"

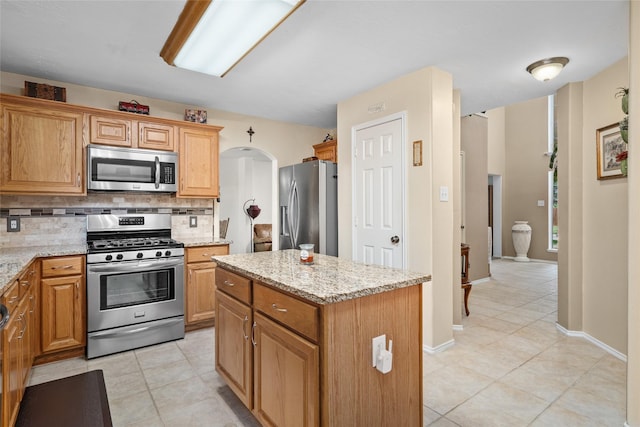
(16, 370), (112, 427)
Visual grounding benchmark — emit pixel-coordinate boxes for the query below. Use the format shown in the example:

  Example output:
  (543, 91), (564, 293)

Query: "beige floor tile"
(28, 357), (88, 386)
(149, 376), (216, 408)
(427, 416), (462, 426)
(553, 387), (626, 425)
(104, 369), (148, 400)
(134, 340), (188, 370)
(529, 403), (600, 427)
(423, 405), (442, 425)
(142, 358), (198, 389)
(423, 365), (493, 414)
(158, 397), (236, 426)
(109, 390), (159, 426)
(498, 365), (574, 402)
(87, 351), (140, 378)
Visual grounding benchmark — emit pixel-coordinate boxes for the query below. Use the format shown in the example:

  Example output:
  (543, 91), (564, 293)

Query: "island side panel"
(321, 284), (423, 426)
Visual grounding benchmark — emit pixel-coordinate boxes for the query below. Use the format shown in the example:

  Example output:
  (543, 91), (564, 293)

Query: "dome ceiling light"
(526, 57), (569, 82)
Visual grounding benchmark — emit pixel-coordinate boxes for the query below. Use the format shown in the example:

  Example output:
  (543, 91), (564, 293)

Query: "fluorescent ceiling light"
(161, 0), (305, 77)
(526, 57), (569, 82)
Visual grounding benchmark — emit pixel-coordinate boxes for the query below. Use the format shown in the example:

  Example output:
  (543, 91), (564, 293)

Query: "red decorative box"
(118, 100), (149, 115)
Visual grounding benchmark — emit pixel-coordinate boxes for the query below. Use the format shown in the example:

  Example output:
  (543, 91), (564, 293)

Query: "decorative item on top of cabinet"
(39, 255), (86, 357)
(0, 94), (85, 196)
(178, 124), (223, 198)
(185, 245), (229, 330)
(313, 139), (337, 163)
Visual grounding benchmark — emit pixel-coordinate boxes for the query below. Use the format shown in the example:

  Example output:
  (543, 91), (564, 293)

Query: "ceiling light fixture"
(160, 0), (305, 78)
(526, 57), (569, 82)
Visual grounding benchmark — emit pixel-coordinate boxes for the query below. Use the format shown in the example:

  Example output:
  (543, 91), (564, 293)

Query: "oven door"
(86, 257), (184, 332)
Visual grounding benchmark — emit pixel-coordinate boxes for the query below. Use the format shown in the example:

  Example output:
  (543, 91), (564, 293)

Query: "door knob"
(391, 235), (400, 244)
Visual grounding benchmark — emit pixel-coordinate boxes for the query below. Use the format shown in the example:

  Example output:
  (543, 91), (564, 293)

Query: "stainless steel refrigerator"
(279, 160), (338, 256)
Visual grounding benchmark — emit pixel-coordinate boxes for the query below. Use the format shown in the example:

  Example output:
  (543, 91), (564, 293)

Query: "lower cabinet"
(215, 268), (319, 427)
(185, 245), (229, 329)
(40, 256), (86, 354)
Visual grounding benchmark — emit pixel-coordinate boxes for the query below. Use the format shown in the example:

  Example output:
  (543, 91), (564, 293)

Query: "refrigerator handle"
(280, 206), (289, 237)
(288, 180), (296, 248)
(291, 180), (300, 248)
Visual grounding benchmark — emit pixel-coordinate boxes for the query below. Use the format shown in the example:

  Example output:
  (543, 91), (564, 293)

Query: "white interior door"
(353, 116), (404, 268)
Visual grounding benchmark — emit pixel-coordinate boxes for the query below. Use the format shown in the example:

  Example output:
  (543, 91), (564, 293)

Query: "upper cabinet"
(89, 115), (175, 151)
(178, 125), (222, 198)
(313, 140), (337, 163)
(0, 94), (85, 195)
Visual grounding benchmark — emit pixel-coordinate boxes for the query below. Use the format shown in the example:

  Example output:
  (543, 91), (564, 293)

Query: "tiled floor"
(28, 259), (626, 426)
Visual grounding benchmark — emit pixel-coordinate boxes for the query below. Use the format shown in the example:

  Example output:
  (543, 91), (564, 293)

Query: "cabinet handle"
(271, 303), (287, 313)
(20, 280), (29, 288)
(223, 280), (235, 287)
(51, 265), (74, 270)
(202, 253), (209, 257)
(242, 315), (249, 340)
(77, 173), (81, 186)
(251, 321), (257, 347)
(75, 281), (79, 299)
(9, 295), (19, 305)
(29, 295), (35, 314)
(17, 313), (26, 339)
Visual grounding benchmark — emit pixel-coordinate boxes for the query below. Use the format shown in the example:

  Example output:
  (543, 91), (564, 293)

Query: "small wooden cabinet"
(185, 245), (229, 329)
(313, 140), (337, 163)
(89, 114), (175, 151)
(178, 125), (222, 198)
(0, 94), (85, 195)
(89, 114), (133, 147)
(40, 255), (86, 354)
(138, 121), (175, 151)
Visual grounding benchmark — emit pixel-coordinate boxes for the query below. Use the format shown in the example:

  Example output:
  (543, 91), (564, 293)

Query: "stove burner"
(89, 237), (181, 251)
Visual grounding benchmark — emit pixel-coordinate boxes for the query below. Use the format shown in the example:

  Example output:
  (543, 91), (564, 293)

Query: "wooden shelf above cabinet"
(313, 140), (337, 163)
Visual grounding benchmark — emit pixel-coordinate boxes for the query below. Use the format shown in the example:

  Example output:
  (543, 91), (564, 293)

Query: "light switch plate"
(439, 186), (449, 202)
(189, 216), (197, 228)
(537, 200), (545, 207)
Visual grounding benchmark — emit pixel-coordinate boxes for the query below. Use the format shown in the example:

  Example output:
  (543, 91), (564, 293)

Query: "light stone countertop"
(212, 249), (431, 305)
(0, 244), (87, 294)
(180, 239), (232, 248)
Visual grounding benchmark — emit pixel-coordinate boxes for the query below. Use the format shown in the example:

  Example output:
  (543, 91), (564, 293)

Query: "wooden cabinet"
(215, 268), (319, 426)
(253, 312), (319, 427)
(178, 126), (222, 198)
(89, 114), (175, 151)
(185, 245), (229, 328)
(215, 289), (253, 408)
(40, 255), (85, 354)
(2, 260), (38, 427)
(313, 140), (337, 163)
(0, 94), (85, 195)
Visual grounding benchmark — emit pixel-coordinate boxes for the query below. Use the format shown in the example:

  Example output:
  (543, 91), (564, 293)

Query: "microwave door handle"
(155, 156), (160, 189)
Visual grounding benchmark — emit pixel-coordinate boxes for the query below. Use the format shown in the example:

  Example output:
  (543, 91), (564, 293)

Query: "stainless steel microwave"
(87, 145), (178, 193)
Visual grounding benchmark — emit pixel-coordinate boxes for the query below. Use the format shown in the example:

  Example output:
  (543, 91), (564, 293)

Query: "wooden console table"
(461, 244), (471, 316)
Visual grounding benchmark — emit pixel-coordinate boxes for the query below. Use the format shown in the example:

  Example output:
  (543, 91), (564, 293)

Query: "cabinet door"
(215, 290), (252, 408)
(41, 275), (85, 353)
(138, 121), (175, 151)
(186, 262), (216, 324)
(178, 127), (219, 198)
(2, 305), (22, 427)
(89, 114), (133, 147)
(253, 312), (319, 427)
(0, 102), (85, 195)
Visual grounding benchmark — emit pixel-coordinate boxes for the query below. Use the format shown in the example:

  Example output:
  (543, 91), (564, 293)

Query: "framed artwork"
(596, 123), (625, 180)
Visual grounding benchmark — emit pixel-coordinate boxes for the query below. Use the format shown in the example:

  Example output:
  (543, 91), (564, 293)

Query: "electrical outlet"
(372, 334), (386, 367)
(189, 216), (197, 228)
(7, 216), (20, 232)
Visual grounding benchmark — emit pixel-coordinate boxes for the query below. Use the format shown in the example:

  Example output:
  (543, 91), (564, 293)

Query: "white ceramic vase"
(512, 221), (532, 262)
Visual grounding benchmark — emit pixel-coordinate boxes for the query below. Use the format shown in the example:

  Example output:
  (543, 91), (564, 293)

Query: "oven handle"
(87, 258), (184, 273)
(89, 317), (184, 339)
(155, 156), (160, 189)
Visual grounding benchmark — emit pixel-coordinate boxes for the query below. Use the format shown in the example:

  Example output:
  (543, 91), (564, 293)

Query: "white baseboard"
(452, 324), (463, 331)
(423, 338), (455, 354)
(555, 322), (627, 362)
(471, 277), (490, 285)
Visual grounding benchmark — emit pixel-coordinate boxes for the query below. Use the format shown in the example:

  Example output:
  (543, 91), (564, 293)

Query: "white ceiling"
(0, 1), (629, 129)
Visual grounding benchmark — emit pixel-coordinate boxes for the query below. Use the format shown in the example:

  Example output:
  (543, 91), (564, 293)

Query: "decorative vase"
(621, 159), (628, 176)
(246, 204), (261, 219)
(512, 221), (532, 262)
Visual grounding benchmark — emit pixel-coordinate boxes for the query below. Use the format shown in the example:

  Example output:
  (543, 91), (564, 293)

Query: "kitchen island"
(213, 249), (430, 427)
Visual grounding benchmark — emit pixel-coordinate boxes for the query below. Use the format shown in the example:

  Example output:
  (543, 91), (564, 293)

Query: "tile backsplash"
(0, 193), (217, 248)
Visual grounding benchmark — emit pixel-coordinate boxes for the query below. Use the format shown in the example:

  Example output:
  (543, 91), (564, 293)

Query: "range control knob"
(165, 250), (172, 257)
(116, 254), (124, 260)
(136, 252), (144, 259)
(156, 251), (163, 257)
(105, 254), (113, 261)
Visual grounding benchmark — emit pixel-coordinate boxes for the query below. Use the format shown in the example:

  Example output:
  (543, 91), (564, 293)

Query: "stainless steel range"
(86, 213), (184, 359)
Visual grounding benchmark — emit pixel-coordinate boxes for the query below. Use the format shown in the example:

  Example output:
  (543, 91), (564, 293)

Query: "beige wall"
(627, 2), (639, 424)
(452, 90), (462, 325)
(503, 96), (557, 262)
(581, 58), (629, 354)
(487, 107), (506, 177)
(461, 115), (489, 281)
(336, 66), (455, 349)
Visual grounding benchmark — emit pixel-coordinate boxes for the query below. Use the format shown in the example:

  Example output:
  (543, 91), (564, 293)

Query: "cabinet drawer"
(254, 283), (319, 342)
(186, 245), (229, 263)
(17, 263), (36, 299)
(216, 268), (251, 304)
(42, 256), (84, 278)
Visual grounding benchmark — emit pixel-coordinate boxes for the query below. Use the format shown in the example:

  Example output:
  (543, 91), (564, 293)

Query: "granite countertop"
(0, 244), (87, 294)
(180, 239), (232, 248)
(212, 249), (431, 305)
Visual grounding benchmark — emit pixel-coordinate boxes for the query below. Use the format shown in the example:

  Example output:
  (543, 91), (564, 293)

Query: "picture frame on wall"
(596, 123), (625, 180)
